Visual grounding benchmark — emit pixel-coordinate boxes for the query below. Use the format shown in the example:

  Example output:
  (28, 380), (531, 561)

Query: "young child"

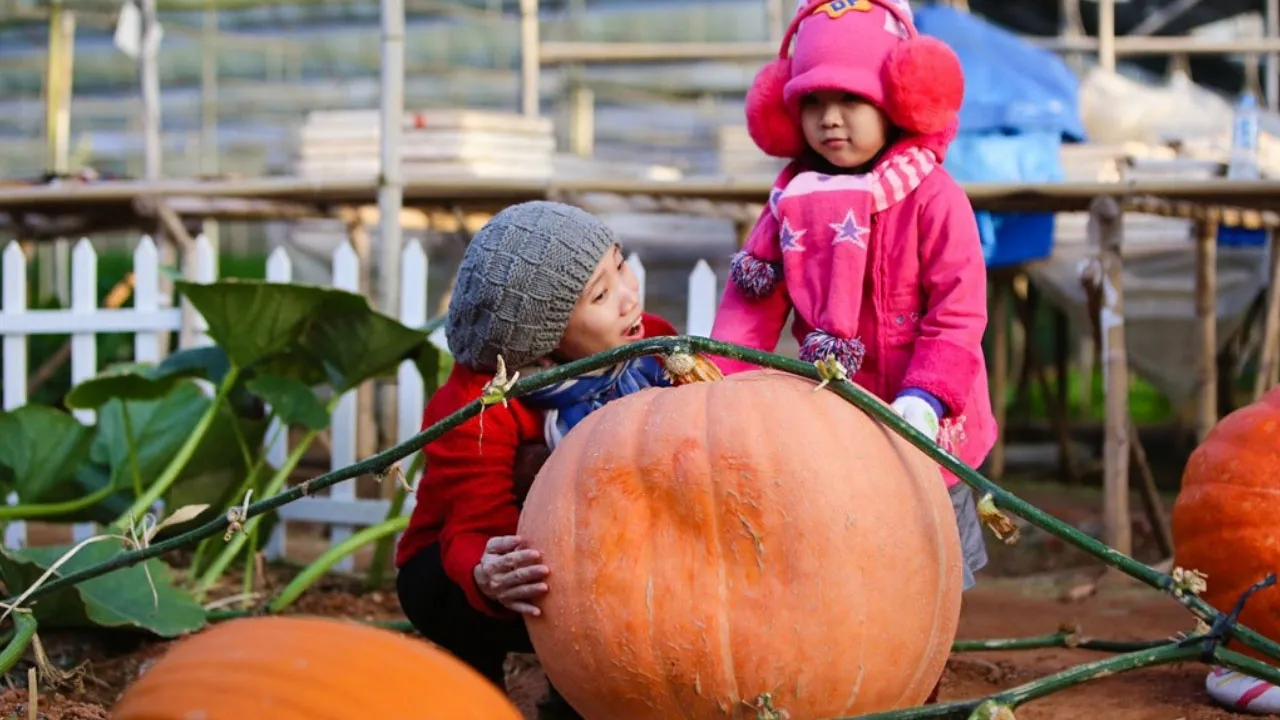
(710, 0), (997, 671)
(395, 201), (676, 719)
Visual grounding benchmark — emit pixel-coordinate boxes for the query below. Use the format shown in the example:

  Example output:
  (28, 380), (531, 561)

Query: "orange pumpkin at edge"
(518, 368), (964, 720)
(110, 615), (524, 720)
(1172, 385), (1280, 665)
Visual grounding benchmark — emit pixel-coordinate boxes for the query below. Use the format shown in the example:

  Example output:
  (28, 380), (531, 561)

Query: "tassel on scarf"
(799, 330), (867, 376)
(729, 250), (782, 299)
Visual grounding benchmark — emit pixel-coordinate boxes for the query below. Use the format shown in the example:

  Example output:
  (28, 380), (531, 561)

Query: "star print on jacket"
(830, 209), (870, 247)
(779, 218), (807, 252)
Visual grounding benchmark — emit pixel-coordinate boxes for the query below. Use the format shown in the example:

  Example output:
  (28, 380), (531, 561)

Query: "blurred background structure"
(2, 0), (1279, 564)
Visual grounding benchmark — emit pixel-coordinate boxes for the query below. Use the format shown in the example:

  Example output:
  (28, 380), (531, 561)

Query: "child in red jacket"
(395, 201), (677, 718)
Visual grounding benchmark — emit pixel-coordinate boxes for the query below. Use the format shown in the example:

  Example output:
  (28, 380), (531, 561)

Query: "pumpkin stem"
(812, 356), (849, 393)
(1170, 567), (1208, 598)
(750, 692), (790, 720)
(968, 700), (1017, 719)
(481, 355), (519, 408)
(662, 351), (725, 385)
(976, 493), (1020, 545)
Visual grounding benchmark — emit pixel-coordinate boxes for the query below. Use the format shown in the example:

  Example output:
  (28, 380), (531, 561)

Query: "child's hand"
(891, 395), (940, 442)
(473, 535), (551, 616)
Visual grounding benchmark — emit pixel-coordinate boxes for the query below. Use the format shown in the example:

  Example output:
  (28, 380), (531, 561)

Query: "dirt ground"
(0, 480), (1275, 720)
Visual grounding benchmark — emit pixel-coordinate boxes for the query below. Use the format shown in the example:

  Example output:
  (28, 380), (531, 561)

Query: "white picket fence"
(0, 235), (721, 571)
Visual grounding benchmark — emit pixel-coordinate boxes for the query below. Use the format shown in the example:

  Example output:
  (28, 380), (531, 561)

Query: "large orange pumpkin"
(110, 615), (523, 719)
(518, 369), (964, 719)
(1172, 385), (1280, 664)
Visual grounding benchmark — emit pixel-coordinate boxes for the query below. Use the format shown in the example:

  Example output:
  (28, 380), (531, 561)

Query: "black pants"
(396, 543), (534, 688)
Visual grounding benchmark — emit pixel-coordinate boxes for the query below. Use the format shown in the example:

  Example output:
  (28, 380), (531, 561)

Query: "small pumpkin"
(111, 615), (523, 719)
(1172, 385), (1280, 663)
(518, 369), (963, 719)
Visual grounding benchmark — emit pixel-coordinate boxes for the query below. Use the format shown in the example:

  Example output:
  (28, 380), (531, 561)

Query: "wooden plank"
(1194, 215), (1219, 442)
(1086, 195), (1132, 558)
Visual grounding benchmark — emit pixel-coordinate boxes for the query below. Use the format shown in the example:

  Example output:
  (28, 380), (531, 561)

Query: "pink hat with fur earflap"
(746, 0), (965, 159)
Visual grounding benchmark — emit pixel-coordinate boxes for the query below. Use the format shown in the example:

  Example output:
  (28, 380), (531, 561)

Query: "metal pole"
(200, 0), (218, 177)
(379, 0), (405, 318)
(140, 0), (161, 181)
(44, 1), (75, 175)
(520, 0), (540, 117)
(1098, 0), (1116, 73)
(378, 0), (406, 454)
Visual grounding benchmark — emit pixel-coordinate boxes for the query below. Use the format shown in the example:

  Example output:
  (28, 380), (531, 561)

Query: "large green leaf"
(300, 296), (430, 393)
(0, 540), (206, 637)
(64, 363), (204, 410)
(92, 382), (211, 489)
(246, 375), (329, 431)
(175, 279), (340, 368)
(0, 406), (97, 503)
(91, 380), (268, 515)
(155, 345), (262, 418)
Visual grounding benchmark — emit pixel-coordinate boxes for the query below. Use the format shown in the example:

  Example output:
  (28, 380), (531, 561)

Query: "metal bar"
(140, 0), (162, 181)
(520, 0), (541, 117)
(537, 35), (1280, 65)
(379, 0), (406, 321)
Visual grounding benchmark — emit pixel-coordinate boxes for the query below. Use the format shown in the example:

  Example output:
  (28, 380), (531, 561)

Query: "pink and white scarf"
(730, 144), (938, 374)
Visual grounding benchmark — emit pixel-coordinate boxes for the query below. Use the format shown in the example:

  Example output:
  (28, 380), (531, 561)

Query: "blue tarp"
(913, 5), (1086, 267)
(913, 5), (1086, 142)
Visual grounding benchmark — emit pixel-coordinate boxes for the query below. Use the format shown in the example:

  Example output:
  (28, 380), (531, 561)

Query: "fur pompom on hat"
(746, 0), (965, 159)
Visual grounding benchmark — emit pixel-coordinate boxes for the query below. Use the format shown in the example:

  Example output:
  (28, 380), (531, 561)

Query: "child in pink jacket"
(710, 0), (996, 599)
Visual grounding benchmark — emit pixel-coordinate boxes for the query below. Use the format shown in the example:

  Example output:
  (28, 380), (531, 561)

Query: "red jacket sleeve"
(899, 176), (989, 417)
(421, 372), (524, 618)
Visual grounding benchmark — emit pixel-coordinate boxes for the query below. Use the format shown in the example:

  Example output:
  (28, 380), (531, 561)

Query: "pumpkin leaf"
(64, 363), (205, 410)
(298, 296), (430, 393)
(0, 406), (97, 504)
(91, 380), (268, 513)
(154, 345), (233, 385)
(245, 375), (330, 431)
(0, 540), (206, 637)
(174, 279), (343, 369)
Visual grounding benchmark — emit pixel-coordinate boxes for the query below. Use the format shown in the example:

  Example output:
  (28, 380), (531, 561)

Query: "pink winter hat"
(745, 0), (965, 159)
(784, 0), (914, 110)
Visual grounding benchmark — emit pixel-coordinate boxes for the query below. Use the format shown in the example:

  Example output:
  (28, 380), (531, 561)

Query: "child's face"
(800, 90), (890, 169)
(555, 244), (644, 361)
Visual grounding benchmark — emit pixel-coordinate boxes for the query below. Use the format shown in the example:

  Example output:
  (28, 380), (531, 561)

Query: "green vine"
(1, 336), (1277, 719)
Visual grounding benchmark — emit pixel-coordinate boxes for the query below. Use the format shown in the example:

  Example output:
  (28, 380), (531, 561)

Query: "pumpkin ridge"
(702, 377), (745, 711)
(899, 443), (952, 708)
(836, 396), (871, 714)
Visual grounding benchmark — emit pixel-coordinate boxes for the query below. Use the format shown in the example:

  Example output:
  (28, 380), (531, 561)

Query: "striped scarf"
(522, 355), (670, 449)
(729, 144), (937, 375)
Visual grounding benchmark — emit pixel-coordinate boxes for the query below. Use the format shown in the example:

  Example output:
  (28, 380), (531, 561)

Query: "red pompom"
(745, 58), (807, 159)
(883, 37), (964, 136)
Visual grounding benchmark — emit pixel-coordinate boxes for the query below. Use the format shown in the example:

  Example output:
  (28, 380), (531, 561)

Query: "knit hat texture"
(445, 200), (616, 372)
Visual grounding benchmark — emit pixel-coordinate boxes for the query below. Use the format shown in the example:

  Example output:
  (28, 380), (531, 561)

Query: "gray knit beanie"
(445, 200), (617, 371)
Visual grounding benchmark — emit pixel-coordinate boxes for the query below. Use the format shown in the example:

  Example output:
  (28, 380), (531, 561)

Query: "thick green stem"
(364, 451), (423, 591)
(0, 482), (118, 521)
(120, 403), (144, 498)
(268, 515), (410, 613)
(204, 608), (416, 634)
(11, 337), (1280, 667)
(112, 367), (242, 530)
(848, 641), (1205, 720)
(0, 613), (38, 676)
(952, 631), (1168, 654)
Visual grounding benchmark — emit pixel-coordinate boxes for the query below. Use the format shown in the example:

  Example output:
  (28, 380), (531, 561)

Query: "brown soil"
(1, 481), (1275, 720)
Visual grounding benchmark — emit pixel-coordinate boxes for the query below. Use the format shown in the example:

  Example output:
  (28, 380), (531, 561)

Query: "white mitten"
(890, 395), (940, 442)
